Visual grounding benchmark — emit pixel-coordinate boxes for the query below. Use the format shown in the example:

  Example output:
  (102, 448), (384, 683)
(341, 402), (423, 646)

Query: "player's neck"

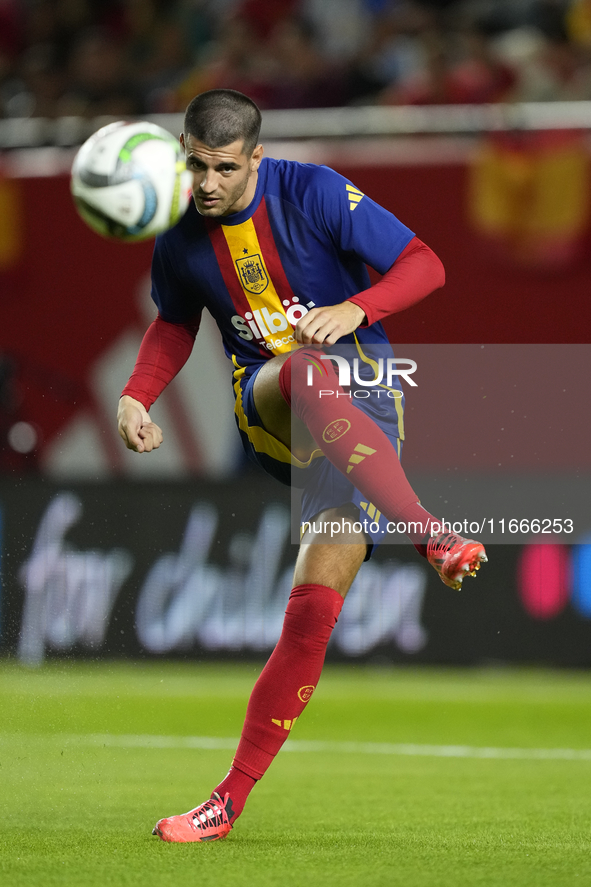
(229, 170), (259, 216)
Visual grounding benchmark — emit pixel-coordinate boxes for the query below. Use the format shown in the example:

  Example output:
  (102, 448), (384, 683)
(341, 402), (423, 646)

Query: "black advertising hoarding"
(1, 476), (591, 667)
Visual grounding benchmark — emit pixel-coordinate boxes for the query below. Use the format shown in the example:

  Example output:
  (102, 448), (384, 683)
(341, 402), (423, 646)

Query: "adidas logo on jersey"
(346, 184), (364, 210)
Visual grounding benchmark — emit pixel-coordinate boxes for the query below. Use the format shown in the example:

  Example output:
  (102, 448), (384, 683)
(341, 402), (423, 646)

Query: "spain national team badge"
(297, 685), (315, 702)
(235, 254), (269, 294)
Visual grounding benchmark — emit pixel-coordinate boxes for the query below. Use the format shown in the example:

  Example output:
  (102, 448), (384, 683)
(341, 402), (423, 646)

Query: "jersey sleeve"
(306, 165), (415, 273)
(347, 236), (445, 326)
(121, 314), (199, 410)
(151, 233), (204, 324)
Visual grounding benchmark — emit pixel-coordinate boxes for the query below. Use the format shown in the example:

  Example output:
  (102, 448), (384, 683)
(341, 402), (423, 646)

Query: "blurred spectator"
(58, 27), (141, 117)
(380, 28), (457, 104)
(3, 43), (65, 117)
(0, 0), (23, 60)
(234, 0), (300, 39)
(303, 0), (374, 60)
(380, 13), (518, 105)
(175, 15), (277, 110)
(0, 0), (23, 116)
(567, 0), (591, 46)
(512, 32), (591, 101)
(120, 0), (193, 112)
(451, 19), (518, 103)
(346, 2), (433, 102)
(265, 16), (350, 108)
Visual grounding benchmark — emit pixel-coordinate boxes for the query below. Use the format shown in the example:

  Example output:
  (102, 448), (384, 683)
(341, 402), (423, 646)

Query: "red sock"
(279, 349), (437, 549)
(213, 584), (343, 821)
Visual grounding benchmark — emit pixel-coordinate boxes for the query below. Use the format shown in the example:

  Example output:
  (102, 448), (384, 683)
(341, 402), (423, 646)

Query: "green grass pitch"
(2, 661), (591, 887)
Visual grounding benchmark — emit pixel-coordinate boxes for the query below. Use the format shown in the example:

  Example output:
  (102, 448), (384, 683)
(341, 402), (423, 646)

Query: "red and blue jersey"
(150, 157), (415, 443)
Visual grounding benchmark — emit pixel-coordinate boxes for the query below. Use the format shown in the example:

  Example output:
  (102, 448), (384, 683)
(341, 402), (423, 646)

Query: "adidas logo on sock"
(346, 443), (376, 474)
(271, 717), (298, 731)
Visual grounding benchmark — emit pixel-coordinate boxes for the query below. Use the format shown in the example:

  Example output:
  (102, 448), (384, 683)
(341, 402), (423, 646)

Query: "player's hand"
(294, 301), (366, 345)
(117, 395), (163, 453)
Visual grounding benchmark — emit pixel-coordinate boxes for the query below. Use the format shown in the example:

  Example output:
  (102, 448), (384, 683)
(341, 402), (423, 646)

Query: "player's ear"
(251, 143), (263, 171)
(180, 132), (186, 152)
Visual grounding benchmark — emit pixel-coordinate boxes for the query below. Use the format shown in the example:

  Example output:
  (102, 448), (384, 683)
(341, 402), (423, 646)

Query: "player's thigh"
(252, 352), (314, 457)
(294, 504), (368, 598)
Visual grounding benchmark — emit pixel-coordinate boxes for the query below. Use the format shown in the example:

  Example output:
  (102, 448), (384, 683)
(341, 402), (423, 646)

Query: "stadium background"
(3, 5), (591, 886)
(2, 0), (591, 668)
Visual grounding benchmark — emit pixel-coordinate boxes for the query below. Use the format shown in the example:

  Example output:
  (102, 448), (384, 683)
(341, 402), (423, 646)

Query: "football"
(70, 120), (192, 241)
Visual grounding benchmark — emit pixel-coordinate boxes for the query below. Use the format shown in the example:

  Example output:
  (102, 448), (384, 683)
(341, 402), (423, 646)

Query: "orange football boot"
(427, 532), (487, 590)
(152, 791), (234, 843)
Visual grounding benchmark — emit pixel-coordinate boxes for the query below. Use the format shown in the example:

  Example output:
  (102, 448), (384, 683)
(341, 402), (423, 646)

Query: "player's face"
(180, 134), (264, 217)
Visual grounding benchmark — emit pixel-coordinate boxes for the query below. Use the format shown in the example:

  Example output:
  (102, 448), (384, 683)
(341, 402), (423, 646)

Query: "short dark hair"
(184, 89), (262, 157)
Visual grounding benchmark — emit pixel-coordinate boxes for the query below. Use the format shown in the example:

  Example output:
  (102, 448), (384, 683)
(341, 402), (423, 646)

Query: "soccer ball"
(70, 121), (192, 241)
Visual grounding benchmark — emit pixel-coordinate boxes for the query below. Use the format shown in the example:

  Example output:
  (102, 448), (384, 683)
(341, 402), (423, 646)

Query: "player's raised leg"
(152, 508), (367, 843)
(254, 351), (487, 589)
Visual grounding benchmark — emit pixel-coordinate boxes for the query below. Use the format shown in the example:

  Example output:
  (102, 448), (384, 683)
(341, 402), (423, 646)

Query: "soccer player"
(117, 89), (487, 843)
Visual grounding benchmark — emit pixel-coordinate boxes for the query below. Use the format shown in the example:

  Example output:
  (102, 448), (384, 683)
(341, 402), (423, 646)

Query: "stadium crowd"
(2, 0), (591, 119)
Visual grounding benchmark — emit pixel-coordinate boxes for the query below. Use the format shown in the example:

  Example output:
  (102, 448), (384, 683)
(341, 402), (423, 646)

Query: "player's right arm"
(118, 312), (200, 453)
(118, 232), (202, 453)
(117, 395), (163, 453)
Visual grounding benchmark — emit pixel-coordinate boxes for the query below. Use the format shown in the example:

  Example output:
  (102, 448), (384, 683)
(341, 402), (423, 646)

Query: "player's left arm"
(294, 300), (366, 345)
(295, 167), (445, 345)
(347, 235), (445, 327)
(294, 236), (444, 345)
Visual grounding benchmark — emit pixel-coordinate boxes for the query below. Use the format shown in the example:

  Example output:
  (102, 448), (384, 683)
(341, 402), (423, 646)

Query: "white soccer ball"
(70, 121), (192, 241)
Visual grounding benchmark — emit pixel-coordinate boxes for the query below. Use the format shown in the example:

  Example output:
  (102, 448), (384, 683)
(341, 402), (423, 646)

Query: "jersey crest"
(236, 254), (269, 294)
